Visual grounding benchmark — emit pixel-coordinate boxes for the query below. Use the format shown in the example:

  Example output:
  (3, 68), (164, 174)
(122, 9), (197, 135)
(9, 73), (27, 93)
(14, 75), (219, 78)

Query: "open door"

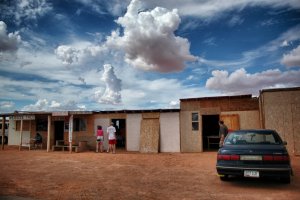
(112, 119), (126, 149)
(202, 115), (219, 150)
(220, 114), (240, 132)
(54, 121), (64, 143)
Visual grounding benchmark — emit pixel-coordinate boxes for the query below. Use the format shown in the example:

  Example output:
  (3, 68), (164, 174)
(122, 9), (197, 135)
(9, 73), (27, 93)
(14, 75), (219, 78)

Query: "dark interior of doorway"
(202, 115), (220, 151)
(54, 121), (64, 142)
(111, 119), (126, 149)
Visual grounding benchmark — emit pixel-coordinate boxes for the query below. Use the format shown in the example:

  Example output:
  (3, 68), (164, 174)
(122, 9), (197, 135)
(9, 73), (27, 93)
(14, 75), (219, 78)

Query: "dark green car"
(216, 129), (292, 183)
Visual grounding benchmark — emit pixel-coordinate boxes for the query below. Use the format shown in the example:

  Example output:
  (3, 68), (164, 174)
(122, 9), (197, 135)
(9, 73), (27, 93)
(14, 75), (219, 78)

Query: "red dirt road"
(0, 147), (299, 200)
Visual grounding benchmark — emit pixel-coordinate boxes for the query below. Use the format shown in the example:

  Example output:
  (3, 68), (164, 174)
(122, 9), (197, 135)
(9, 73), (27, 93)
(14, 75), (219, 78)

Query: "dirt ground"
(0, 147), (300, 200)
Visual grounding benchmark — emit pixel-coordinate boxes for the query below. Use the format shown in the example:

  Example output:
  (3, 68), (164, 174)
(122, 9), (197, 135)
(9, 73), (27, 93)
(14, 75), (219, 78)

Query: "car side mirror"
(283, 141), (287, 145)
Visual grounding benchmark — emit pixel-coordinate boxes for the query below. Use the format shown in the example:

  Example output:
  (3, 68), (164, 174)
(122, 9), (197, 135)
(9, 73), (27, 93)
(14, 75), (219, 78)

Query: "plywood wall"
(261, 90), (300, 155)
(140, 118), (160, 153)
(292, 103), (300, 155)
(181, 96), (259, 112)
(220, 114), (240, 131)
(180, 96), (260, 152)
(180, 111), (202, 152)
(222, 111), (260, 129)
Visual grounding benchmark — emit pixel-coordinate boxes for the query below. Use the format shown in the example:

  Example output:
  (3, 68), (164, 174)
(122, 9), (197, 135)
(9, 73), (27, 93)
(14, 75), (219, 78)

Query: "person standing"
(107, 122), (116, 153)
(219, 120), (228, 147)
(96, 126), (104, 153)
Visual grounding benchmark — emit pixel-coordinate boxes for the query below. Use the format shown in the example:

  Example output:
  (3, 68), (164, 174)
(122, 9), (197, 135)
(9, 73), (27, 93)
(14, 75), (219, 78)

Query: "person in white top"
(107, 122), (117, 153)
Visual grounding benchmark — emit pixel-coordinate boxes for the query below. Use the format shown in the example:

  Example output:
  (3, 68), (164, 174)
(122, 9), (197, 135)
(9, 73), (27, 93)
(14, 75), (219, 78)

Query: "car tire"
(281, 176), (291, 184)
(220, 175), (229, 181)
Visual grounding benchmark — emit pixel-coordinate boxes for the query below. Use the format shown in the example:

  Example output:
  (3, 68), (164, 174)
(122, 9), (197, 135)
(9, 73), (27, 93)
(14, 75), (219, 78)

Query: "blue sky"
(0, 0), (300, 113)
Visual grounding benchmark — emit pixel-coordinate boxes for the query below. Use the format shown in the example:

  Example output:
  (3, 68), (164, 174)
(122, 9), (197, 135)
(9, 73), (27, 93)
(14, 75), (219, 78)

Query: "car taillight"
(230, 155), (240, 160)
(217, 154), (240, 161)
(263, 155), (289, 161)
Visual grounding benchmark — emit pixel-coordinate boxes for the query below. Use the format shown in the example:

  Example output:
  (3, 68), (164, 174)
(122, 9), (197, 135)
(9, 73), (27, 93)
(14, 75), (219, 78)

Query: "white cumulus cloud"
(205, 68), (300, 95)
(21, 99), (86, 111)
(55, 45), (80, 65)
(95, 64), (122, 104)
(14, 0), (52, 25)
(0, 21), (21, 53)
(54, 41), (109, 65)
(106, 0), (196, 72)
(281, 45), (300, 67)
(169, 100), (179, 108)
(0, 101), (15, 113)
(21, 99), (49, 111)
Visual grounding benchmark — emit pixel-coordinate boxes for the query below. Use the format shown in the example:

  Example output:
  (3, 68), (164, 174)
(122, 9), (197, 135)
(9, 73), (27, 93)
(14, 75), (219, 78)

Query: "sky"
(0, 0), (300, 113)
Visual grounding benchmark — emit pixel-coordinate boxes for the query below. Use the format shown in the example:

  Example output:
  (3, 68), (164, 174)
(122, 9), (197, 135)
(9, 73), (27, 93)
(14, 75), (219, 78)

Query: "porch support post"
(1, 116), (5, 150)
(69, 115), (73, 153)
(47, 115), (51, 152)
(19, 119), (23, 151)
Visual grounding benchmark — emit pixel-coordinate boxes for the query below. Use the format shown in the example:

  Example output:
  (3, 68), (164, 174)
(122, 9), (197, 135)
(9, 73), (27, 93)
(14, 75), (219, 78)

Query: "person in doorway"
(34, 133), (42, 148)
(107, 122), (116, 153)
(96, 126), (104, 153)
(219, 120), (228, 147)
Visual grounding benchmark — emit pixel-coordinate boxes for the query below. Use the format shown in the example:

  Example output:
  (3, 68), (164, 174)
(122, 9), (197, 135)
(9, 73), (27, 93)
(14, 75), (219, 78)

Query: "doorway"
(112, 119), (126, 149)
(54, 121), (64, 142)
(202, 115), (219, 150)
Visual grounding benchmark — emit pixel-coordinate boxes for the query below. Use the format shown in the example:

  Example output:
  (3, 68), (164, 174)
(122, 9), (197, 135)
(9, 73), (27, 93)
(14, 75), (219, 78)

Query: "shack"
(5, 109), (180, 153)
(259, 87), (300, 155)
(180, 95), (260, 152)
(2, 86), (300, 155)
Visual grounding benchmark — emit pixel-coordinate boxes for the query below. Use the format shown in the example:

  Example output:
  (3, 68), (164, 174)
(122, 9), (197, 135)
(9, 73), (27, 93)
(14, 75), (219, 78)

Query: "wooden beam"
(47, 115), (51, 152)
(1, 117), (5, 150)
(19, 119), (23, 151)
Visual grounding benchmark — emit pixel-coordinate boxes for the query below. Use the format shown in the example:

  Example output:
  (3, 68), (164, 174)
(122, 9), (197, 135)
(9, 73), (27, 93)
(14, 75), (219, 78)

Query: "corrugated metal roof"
(93, 109), (180, 114)
(0, 109), (180, 117)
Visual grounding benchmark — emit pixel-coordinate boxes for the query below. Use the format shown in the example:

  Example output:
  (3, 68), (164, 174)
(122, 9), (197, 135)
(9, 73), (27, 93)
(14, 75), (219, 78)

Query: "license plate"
(240, 155), (262, 161)
(244, 170), (259, 178)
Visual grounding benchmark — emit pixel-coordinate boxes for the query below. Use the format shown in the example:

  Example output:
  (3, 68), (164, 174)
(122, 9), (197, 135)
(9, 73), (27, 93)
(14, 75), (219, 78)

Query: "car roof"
(232, 129), (276, 133)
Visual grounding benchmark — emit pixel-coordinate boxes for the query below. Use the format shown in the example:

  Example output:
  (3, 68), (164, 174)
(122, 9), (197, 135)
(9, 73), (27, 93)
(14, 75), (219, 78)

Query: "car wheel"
(281, 176), (291, 184)
(220, 175), (229, 181)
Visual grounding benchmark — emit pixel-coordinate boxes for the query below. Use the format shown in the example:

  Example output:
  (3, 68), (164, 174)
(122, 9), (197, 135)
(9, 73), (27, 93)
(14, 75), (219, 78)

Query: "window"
(192, 112), (199, 131)
(0, 123), (8, 129)
(225, 131), (280, 145)
(73, 118), (87, 131)
(36, 118), (48, 131)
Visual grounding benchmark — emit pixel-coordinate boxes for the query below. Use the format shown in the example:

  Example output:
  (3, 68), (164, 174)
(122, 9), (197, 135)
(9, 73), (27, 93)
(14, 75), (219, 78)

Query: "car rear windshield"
(224, 131), (282, 145)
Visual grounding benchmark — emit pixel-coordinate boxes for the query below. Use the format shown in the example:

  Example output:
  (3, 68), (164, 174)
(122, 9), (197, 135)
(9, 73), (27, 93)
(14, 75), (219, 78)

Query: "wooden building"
(259, 87), (300, 155)
(1, 86), (299, 155)
(180, 95), (260, 152)
(4, 109), (180, 153)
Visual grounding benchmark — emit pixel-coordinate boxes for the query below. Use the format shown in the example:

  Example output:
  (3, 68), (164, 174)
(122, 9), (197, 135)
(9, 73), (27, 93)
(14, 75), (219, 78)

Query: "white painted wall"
(160, 112), (180, 152)
(8, 119), (30, 145)
(126, 114), (142, 151)
(94, 118), (110, 151)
